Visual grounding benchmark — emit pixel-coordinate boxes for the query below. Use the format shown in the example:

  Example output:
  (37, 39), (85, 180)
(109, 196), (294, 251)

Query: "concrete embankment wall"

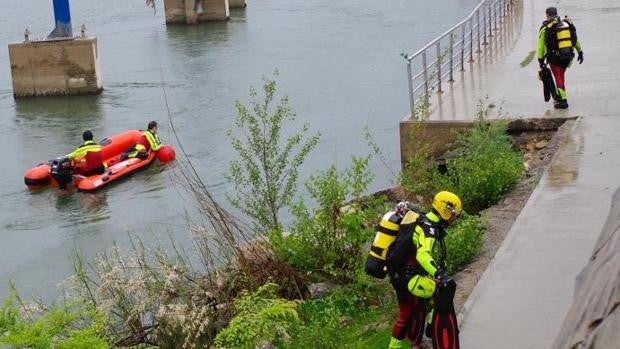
(8, 37), (102, 98)
(398, 118), (567, 167)
(552, 188), (620, 349)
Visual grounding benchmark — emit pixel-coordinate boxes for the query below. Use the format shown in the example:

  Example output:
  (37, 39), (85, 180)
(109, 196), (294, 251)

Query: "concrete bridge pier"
(9, 35), (103, 98)
(229, 0), (246, 8)
(164, 0), (232, 24)
(8, 0), (102, 98)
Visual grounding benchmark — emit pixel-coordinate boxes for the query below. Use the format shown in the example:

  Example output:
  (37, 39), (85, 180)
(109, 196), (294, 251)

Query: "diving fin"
(407, 298), (427, 346)
(430, 278), (460, 349)
(538, 66), (557, 102)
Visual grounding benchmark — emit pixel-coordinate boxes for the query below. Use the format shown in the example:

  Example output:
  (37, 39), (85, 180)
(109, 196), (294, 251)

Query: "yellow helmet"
(432, 191), (462, 221)
(135, 144), (146, 152)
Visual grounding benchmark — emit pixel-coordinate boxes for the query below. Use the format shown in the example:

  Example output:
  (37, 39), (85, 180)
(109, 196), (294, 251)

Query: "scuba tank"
(365, 210), (401, 279)
(365, 202), (423, 279)
(545, 16), (577, 59)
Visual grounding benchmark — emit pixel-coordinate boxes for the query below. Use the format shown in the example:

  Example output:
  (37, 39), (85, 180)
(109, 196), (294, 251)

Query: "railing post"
(403, 0), (524, 117)
(460, 26), (466, 70)
(492, 2), (497, 31)
(488, 3), (493, 37)
(470, 17), (476, 60)
(436, 41), (442, 93)
(449, 33), (455, 81)
(481, 8), (488, 45)
(422, 51), (429, 97)
(494, 1), (499, 31)
(407, 60), (415, 117)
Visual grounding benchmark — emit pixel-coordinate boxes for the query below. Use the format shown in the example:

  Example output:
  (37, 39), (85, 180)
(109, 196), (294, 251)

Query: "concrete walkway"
(426, 0), (620, 120)
(433, 1), (620, 348)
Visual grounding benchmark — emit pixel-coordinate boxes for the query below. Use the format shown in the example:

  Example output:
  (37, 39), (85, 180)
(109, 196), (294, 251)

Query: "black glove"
(435, 268), (454, 287)
(538, 58), (546, 69)
(577, 51), (584, 64)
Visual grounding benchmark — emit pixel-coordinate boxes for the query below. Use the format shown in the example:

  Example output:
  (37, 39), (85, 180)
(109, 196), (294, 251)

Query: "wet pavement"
(424, 0), (620, 120)
(451, 0), (620, 348)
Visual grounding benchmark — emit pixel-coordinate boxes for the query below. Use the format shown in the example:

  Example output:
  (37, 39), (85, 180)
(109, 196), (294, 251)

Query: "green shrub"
(0, 297), (18, 333)
(287, 286), (372, 348)
(0, 296), (108, 349)
(213, 283), (300, 349)
(440, 118), (523, 213)
(443, 214), (486, 275)
(401, 115), (523, 213)
(400, 141), (441, 198)
(270, 156), (385, 282)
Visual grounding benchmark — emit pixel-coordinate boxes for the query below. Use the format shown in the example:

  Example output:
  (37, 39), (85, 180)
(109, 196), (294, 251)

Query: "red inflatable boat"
(24, 130), (176, 192)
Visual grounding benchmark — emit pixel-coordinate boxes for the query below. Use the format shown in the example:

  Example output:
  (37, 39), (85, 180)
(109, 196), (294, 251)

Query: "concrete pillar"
(229, 0), (246, 9)
(163, 0), (187, 23)
(8, 37), (102, 98)
(164, 0), (230, 24)
(49, 0), (73, 38)
(194, 0), (229, 22)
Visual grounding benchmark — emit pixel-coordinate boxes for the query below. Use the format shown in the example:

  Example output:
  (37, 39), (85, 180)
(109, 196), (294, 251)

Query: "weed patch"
(0, 294), (108, 349)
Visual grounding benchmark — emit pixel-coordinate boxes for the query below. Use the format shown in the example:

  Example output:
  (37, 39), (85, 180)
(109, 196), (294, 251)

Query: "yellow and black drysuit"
(537, 16), (583, 107)
(387, 211), (448, 349)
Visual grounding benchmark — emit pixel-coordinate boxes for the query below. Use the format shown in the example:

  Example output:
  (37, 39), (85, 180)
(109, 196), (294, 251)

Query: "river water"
(0, 0), (479, 300)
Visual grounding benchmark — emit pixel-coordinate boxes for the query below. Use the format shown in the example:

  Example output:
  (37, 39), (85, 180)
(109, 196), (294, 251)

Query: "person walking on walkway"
(387, 191), (462, 349)
(537, 6), (584, 109)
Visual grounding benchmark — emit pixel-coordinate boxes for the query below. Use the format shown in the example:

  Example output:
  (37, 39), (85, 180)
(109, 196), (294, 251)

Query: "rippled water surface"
(0, 0), (479, 299)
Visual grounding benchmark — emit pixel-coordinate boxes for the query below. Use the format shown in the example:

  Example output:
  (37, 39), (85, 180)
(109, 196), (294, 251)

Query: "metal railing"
(403, 0), (516, 118)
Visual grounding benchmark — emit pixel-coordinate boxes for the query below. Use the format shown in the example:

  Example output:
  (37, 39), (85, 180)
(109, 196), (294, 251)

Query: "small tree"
(270, 156), (384, 282)
(226, 73), (320, 235)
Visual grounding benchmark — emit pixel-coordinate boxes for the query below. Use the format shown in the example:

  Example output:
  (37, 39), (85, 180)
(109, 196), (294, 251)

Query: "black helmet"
(545, 7), (558, 17)
(82, 130), (93, 141)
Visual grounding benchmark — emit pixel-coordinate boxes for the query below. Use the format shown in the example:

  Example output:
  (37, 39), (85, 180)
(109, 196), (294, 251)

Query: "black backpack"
(365, 205), (425, 279)
(385, 211), (424, 273)
(386, 213), (446, 274)
(545, 17), (578, 59)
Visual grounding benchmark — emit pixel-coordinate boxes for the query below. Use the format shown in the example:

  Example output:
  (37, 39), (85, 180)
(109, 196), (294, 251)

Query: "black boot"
(554, 99), (569, 109)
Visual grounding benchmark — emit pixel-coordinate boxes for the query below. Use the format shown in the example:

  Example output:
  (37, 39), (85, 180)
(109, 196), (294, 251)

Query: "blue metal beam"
(48, 0), (73, 39)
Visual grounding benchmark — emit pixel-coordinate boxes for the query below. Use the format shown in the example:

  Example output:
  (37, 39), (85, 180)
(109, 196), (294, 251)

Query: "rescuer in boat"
(140, 120), (162, 152)
(120, 121), (162, 161)
(66, 130), (106, 176)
